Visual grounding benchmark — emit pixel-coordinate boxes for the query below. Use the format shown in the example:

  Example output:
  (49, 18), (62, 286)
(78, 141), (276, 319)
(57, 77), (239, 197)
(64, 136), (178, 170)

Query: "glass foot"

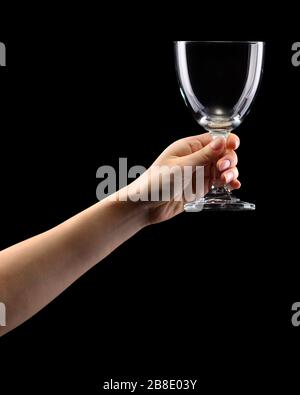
(184, 187), (255, 212)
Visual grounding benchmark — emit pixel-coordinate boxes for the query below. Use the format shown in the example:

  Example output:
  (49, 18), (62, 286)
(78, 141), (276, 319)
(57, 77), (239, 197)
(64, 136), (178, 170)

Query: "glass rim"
(174, 41), (265, 44)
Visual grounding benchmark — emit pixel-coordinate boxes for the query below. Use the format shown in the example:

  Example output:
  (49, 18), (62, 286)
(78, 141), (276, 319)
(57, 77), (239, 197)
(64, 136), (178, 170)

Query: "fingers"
(182, 137), (226, 167)
(167, 133), (239, 160)
(191, 133), (212, 147)
(217, 151), (238, 171)
(185, 132), (239, 151)
(163, 133), (212, 158)
(221, 167), (239, 184)
(193, 132), (239, 151)
(229, 179), (241, 190)
(216, 134), (239, 186)
(227, 133), (240, 150)
(195, 132), (239, 150)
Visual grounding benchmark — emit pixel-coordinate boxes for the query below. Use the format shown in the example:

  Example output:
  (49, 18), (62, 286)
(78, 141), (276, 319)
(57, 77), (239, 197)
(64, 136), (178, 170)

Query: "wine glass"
(174, 41), (264, 211)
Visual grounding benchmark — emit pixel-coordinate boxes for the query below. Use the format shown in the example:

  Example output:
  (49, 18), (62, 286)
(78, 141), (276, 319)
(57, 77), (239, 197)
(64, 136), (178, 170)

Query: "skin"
(0, 133), (240, 336)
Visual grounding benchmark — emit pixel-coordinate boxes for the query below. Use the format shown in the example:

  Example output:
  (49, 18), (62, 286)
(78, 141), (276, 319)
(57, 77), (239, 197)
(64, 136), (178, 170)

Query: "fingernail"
(225, 172), (234, 183)
(210, 138), (223, 151)
(219, 160), (230, 171)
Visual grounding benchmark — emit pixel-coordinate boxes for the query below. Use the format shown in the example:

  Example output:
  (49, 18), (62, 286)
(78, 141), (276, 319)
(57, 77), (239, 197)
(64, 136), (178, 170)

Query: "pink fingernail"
(219, 160), (230, 171)
(225, 172), (234, 183)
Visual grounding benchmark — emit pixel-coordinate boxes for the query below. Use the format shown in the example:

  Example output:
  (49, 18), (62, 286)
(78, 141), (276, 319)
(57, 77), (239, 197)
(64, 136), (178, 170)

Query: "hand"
(0, 132), (240, 336)
(121, 133), (240, 224)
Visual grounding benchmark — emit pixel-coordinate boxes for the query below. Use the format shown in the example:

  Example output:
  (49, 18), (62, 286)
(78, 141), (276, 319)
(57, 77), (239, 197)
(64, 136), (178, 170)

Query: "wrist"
(106, 187), (150, 230)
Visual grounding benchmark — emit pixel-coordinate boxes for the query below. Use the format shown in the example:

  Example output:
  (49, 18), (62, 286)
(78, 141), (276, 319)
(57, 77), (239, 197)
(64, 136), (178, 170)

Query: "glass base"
(184, 187), (255, 212)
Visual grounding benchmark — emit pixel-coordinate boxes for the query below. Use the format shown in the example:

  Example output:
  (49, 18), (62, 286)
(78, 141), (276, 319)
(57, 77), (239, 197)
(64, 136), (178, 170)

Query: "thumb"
(181, 137), (226, 167)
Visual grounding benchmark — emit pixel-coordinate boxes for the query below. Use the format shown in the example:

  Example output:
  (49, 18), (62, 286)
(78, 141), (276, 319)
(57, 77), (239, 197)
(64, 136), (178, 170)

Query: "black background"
(0, 7), (299, 393)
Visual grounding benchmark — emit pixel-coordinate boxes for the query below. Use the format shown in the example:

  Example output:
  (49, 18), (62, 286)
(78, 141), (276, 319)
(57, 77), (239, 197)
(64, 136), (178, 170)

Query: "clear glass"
(174, 41), (264, 211)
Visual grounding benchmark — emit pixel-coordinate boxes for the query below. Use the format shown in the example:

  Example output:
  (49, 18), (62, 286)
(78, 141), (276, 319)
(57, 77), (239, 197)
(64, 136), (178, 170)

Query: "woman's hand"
(121, 133), (240, 224)
(0, 132), (240, 336)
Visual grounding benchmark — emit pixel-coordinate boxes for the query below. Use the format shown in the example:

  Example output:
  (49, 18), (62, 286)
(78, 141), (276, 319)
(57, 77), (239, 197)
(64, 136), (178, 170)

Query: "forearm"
(0, 192), (147, 336)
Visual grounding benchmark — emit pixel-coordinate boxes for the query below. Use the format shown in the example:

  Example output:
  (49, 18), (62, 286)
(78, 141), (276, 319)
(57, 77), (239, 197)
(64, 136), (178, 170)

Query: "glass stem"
(209, 130), (230, 194)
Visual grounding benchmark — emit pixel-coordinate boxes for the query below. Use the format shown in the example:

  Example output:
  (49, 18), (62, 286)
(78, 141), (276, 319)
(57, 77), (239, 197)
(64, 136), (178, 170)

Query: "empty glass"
(174, 41), (264, 211)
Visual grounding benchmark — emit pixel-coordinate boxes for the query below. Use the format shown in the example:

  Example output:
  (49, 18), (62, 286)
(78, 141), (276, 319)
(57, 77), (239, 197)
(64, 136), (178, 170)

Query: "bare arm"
(0, 133), (240, 336)
(0, 196), (147, 336)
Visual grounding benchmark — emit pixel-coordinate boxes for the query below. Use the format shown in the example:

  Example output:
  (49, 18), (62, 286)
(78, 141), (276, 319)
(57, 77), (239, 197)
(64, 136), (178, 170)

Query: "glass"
(174, 41), (264, 211)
